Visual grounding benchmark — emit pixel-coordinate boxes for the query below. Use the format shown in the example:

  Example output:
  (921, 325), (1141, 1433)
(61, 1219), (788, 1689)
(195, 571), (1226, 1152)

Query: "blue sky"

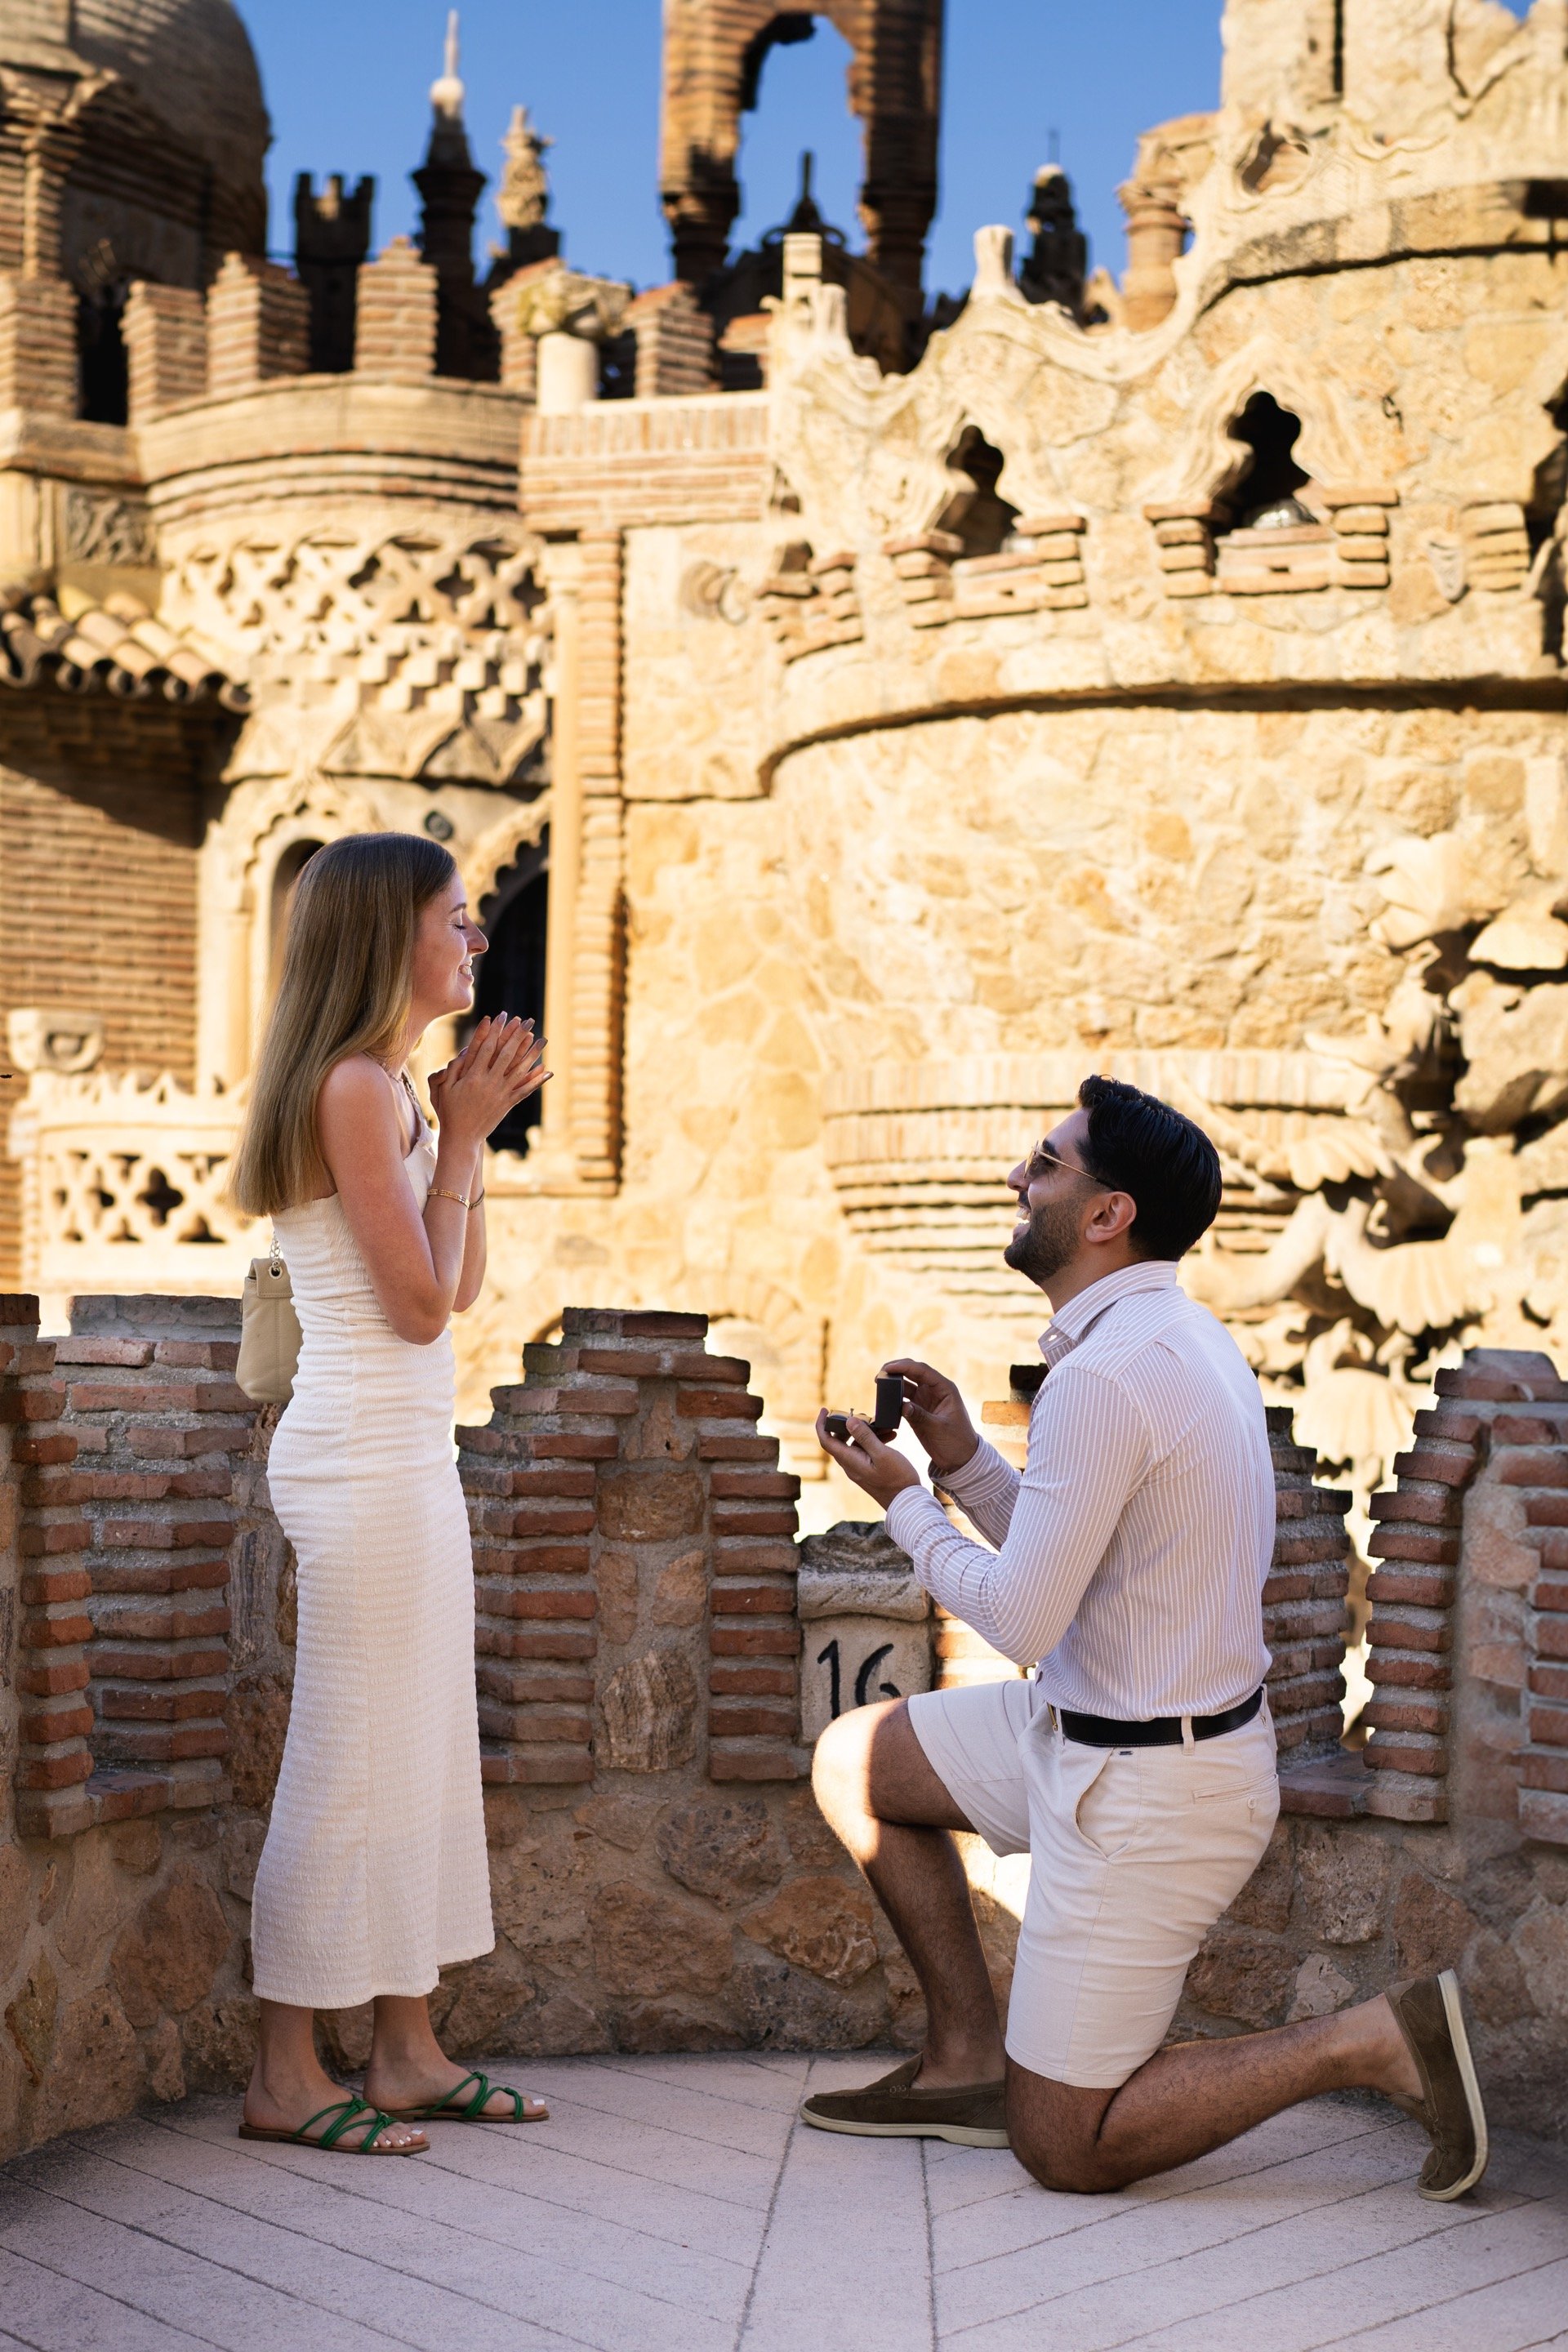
(244, 0), (1227, 303)
(245, 0), (1531, 304)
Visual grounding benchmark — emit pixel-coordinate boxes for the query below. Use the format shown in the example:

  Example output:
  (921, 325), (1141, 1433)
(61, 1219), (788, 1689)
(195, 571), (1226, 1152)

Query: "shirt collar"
(1037, 1258), (1179, 1370)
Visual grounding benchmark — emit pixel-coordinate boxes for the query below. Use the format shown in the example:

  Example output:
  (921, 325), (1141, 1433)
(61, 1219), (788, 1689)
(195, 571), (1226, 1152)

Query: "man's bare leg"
(1008, 1998), (1425, 2193)
(812, 1697), (1004, 2089)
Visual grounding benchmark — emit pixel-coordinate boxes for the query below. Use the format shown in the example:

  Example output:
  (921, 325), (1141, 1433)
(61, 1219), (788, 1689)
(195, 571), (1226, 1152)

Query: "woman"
(230, 831), (548, 2154)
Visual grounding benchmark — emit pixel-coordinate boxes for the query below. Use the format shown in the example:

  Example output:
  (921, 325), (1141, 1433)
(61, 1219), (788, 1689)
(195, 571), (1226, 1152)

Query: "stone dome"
(68, 0), (270, 196)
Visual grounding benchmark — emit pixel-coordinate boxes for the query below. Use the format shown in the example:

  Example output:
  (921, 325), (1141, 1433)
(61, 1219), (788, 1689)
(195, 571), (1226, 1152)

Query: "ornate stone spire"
(427, 11), (469, 162)
(412, 8), (495, 376)
(488, 103), (561, 282)
(1019, 163), (1088, 316)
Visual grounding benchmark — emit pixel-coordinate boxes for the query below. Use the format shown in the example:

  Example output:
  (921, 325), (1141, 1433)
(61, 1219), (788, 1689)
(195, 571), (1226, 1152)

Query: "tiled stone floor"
(1, 2053), (1565, 2351)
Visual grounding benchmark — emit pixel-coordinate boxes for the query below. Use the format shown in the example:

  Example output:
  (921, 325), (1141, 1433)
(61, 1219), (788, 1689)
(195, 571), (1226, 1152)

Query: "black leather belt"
(1058, 1687), (1264, 1748)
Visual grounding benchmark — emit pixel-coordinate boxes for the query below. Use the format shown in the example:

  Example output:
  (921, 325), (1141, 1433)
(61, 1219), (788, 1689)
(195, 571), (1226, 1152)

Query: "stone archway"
(659, 0), (942, 309)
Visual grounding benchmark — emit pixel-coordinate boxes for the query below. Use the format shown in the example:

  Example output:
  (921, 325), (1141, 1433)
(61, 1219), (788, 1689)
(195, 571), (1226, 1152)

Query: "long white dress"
(250, 1111), (494, 2008)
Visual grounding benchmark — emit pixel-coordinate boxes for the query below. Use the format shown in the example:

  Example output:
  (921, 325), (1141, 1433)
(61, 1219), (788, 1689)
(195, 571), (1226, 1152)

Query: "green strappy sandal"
(238, 2094), (425, 2154)
(385, 2069), (547, 2124)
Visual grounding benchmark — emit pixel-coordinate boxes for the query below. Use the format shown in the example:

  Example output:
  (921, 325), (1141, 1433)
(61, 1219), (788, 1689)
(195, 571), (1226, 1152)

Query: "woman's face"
(409, 872), (487, 1025)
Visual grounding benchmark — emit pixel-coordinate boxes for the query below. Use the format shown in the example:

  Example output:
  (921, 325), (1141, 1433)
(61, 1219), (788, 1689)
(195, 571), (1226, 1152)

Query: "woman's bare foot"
(243, 2065), (429, 2151)
(364, 1992), (546, 2121)
(363, 2053), (547, 2121)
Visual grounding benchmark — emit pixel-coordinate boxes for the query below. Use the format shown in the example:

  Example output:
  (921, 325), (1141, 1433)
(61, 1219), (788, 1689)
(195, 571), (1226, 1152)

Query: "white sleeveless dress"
(250, 1111), (494, 2009)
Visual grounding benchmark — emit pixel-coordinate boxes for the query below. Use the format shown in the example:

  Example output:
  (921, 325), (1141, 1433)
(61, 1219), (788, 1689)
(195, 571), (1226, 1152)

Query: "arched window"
(728, 16), (861, 263)
(938, 427), (1019, 559)
(270, 840), (323, 980)
(471, 839), (549, 1153)
(1225, 394), (1313, 528)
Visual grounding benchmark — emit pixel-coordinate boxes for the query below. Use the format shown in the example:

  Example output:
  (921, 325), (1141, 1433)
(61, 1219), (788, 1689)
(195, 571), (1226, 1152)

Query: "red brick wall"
(457, 1306), (806, 1789)
(2, 1294), (258, 1838)
(0, 698), (222, 1282)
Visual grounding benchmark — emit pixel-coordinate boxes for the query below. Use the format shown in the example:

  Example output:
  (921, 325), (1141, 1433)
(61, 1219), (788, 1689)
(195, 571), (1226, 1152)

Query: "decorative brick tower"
(658, 0), (942, 316)
(412, 11), (498, 381)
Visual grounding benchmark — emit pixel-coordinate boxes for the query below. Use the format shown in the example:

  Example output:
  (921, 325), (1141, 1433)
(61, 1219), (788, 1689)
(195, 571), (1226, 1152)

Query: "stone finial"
(972, 225), (1022, 300)
(504, 261), (630, 411)
(509, 262), (630, 343)
(487, 105), (562, 288)
(430, 9), (466, 133)
(497, 105), (552, 233)
(1117, 169), (1187, 332)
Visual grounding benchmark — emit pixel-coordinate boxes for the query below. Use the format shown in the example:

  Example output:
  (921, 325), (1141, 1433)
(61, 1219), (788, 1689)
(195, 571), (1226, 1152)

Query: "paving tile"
(1325, 2252), (1568, 2352)
(583, 2053), (812, 2114)
(172, 2097), (771, 2276)
(514, 2056), (798, 2158)
(0, 2247), (220, 2352)
(8, 2141), (586, 2352)
(935, 2112), (1434, 2326)
(0, 2177), (404, 2352)
(1042, 2193), (1568, 2352)
(127, 2114), (751, 2322)
(738, 2065), (933, 2352)
(1, 2059), (1563, 2352)
(463, 2089), (783, 2207)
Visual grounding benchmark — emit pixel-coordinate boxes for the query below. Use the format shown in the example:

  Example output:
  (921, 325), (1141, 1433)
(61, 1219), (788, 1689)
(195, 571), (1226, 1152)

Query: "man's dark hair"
(1076, 1075), (1222, 1260)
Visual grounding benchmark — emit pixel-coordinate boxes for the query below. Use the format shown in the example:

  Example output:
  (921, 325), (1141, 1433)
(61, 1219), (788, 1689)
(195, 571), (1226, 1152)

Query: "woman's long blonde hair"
(229, 831), (457, 1217)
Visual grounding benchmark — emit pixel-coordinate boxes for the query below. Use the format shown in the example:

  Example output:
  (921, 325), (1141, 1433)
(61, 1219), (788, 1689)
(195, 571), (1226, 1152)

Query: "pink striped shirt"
(884, 1260), (1274, 1717)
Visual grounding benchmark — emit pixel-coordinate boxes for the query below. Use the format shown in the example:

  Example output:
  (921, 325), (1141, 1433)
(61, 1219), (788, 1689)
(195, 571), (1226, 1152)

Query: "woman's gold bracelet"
(470, 1190), (485, 1208)
(427, 1185), (471, 1210)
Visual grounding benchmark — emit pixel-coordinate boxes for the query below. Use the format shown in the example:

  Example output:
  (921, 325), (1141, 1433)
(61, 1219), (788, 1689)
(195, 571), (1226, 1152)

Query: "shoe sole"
(1417, 1969), (1490, 2203)
(800, 2106), (1009, 2149)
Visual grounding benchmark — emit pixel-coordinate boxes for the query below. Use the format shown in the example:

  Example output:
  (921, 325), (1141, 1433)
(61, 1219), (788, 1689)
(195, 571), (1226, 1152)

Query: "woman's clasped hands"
(428, 1014), (550, 1146)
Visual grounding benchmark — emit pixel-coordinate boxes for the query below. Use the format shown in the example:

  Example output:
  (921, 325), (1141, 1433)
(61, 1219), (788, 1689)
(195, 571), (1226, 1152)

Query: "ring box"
(825, 1374), (904, 1445)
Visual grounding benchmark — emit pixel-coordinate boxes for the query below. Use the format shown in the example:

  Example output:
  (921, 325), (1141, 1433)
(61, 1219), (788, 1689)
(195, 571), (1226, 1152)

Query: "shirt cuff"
(934, 1435), (1016, 1510)
(884, 1485), (952, 1562)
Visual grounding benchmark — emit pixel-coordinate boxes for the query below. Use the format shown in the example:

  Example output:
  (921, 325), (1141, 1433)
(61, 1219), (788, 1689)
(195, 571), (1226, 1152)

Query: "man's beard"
(1004, 1189), (1085, 1285)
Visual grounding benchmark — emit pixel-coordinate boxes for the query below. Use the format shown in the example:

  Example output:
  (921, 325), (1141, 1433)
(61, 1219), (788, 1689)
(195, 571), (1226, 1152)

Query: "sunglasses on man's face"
(1022, 1140), (1110, 1187)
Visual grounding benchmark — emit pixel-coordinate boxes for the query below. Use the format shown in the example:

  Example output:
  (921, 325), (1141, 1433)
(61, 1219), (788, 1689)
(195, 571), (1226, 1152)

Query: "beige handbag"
(238, 1233), (302, 1405)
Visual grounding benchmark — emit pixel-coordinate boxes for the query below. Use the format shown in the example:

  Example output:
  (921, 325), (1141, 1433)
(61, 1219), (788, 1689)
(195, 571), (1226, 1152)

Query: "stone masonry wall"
(3, 1303), (1566, 2161)
(1176, 1351), (1568, 2136)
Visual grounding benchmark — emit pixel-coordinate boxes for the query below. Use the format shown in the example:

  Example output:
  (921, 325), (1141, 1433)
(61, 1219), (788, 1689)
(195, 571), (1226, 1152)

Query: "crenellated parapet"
(2, 1302), (1566, 2155)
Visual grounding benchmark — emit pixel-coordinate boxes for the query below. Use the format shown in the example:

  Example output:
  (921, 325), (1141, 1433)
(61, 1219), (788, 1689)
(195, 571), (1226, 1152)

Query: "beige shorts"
(908, 1677), (1280, 2089)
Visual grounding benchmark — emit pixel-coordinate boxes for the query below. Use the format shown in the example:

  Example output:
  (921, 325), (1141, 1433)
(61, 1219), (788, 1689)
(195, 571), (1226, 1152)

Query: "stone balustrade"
(2, 1302), (1565, 2158)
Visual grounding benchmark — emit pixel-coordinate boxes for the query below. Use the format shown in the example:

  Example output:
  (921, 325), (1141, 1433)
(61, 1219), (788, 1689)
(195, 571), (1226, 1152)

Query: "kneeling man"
(807, 1075), (1487, 2200)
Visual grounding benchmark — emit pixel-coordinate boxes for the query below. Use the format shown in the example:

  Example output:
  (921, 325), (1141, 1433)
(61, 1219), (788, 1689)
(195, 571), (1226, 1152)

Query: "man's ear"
(1088, 1188), (1138, 1245)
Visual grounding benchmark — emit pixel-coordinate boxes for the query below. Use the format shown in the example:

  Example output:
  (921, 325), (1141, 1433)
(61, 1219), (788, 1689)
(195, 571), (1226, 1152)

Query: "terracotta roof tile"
(0, 589), (247, 710)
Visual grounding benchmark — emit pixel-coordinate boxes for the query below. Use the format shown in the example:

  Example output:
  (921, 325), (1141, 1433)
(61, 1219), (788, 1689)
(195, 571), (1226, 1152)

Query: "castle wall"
(0, 703), (216, 1283)
(1, 1301), (1562, 2163)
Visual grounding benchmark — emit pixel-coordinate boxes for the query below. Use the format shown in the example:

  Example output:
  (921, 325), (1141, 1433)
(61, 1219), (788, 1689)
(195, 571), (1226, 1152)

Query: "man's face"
(1004, 1110), (1103, 1286)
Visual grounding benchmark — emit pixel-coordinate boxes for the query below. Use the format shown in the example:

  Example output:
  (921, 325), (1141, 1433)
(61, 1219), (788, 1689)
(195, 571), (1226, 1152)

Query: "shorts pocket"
(1188, 1768), (1280, 1807)
(1071, 1750), (1143, 1862)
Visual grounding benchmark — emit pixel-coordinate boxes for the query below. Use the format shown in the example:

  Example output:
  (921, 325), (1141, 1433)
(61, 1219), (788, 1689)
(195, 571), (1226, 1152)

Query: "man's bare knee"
(1007, 2067), (1124, 2194)
(811, 1701), (886, 1838)
(813, 1697), (970, 1841)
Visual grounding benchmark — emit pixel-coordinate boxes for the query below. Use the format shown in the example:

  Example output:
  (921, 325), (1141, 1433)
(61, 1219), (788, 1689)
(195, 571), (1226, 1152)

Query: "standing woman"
(229, 831), (548, 2154)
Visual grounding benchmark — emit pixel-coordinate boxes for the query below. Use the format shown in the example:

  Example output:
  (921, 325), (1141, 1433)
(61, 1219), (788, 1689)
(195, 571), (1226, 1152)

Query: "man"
(806, 1074), (1487, 2199)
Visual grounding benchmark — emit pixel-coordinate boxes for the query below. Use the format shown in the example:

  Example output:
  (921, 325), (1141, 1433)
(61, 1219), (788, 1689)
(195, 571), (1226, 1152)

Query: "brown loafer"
(1388, 1970), (1489, 2201)
(800, 2057), (1008, 2148)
